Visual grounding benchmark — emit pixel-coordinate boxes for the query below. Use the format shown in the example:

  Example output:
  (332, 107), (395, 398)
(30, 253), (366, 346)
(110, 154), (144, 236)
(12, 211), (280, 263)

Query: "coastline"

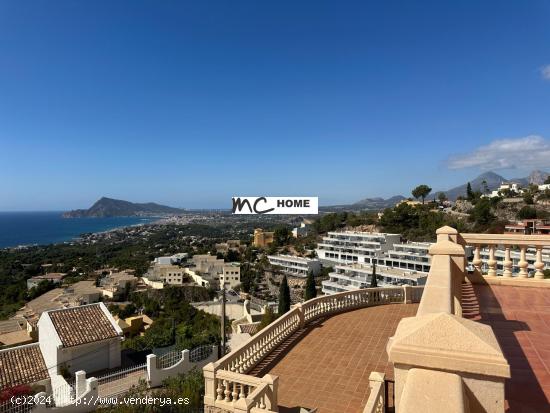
(0, 212), (163, 250)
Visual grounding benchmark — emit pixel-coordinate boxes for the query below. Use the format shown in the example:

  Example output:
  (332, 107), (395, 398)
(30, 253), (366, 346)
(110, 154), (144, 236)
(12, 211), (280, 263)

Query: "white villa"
(315, 231), (400, 265)
(267, 254), (321, 278)
(185, 255), (241, 289)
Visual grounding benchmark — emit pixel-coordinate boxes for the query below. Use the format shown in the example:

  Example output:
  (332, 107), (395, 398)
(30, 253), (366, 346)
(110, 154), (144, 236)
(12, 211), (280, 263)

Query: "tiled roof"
(48, 304), (119, 348)
(0, 344), (49, 390)
(239, 323), (260, 335)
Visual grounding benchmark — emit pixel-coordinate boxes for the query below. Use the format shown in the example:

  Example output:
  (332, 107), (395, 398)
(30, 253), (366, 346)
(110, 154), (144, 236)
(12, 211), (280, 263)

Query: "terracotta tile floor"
(462, 283), (550, 413)
(251, 304), (418, 413)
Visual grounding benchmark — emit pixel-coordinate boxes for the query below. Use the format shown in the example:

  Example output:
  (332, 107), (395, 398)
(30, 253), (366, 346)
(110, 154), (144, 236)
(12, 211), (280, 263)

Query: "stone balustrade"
(461, 233), (549, 280)
(388, 226), (511, 413)
(362, 372), (385, 413)
(204, 285), (423, 412)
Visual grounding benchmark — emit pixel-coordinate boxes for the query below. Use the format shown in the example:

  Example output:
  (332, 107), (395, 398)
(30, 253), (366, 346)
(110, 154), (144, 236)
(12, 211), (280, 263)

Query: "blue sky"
(1, 1), (550, 210)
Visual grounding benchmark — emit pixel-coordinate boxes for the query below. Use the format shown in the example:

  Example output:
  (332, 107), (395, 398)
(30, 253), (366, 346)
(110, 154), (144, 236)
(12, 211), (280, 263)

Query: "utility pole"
(221, 284), (226, 357)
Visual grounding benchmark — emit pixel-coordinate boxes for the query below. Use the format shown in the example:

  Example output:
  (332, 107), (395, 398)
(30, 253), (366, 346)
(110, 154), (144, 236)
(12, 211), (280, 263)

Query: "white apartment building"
(146, 263), (185, 286)
(315, 231), (401, 265)
(377, 242), (432, 273)
(267, 255), (321, 278)
(478, 247), (550, 276)
(321, 263), (427, 296)
(186, 255), (241, 289)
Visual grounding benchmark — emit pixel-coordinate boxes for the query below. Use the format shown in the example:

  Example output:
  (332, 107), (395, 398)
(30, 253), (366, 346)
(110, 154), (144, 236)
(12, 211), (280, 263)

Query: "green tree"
(466, 182), (474, 201)
(304, 271), (317, 301)
(437, 192), (448, 204)
(523, 192), (534, 205)
(411, 185), (432, 204)
(278, 276), (291, 315)
(273, 226), (292, 247)
(258, 306), (277, 331)
(370, 262), (377, 288)
(517, 206), (537, 220)
(470, 198), (495, 226)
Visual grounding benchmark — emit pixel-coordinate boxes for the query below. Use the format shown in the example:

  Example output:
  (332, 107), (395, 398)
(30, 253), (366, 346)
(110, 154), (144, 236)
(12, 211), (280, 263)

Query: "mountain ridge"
(63, 197), (185, 218)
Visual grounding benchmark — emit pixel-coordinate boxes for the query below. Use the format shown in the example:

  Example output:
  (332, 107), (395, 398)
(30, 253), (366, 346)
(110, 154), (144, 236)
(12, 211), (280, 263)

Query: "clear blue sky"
(1, 0), (550, 210)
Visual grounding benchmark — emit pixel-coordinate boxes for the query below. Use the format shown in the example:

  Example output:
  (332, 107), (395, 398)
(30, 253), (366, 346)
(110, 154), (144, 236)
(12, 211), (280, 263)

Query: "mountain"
(443, 170), (550, 200)
(353, 195), (407, 209)
(443, 171), (505, 201)
(63, 197), (185, 218)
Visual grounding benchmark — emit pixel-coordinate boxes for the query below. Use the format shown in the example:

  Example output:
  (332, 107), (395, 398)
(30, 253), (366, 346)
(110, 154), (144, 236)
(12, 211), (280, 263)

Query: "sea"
(0, 211), (157, 249)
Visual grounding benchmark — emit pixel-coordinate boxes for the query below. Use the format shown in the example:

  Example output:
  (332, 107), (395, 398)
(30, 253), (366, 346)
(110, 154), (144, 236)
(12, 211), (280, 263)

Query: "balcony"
(204, 227), (550, 413)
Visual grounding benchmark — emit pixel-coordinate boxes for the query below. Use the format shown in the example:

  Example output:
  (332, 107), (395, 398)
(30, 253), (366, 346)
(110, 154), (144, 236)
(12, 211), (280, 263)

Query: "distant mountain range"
(63, 197), (185, 218)
(441, 170), (549, 200)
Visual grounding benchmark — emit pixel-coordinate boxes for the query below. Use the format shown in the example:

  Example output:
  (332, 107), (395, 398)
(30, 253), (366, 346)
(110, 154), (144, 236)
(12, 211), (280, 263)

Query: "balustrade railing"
(462, 233), (550, 279)
(205, 285), (422, 412)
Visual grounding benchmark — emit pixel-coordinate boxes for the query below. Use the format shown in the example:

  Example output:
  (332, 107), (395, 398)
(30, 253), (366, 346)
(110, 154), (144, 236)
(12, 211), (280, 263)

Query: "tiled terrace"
(250, 303), (419, 413)
(462, 283), (550, 413)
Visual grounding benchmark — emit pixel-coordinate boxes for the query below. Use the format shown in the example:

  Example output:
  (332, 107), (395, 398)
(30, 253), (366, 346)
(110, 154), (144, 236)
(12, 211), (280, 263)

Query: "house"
(0, 318), (32, 349)
(100, 271), (137, 299)
(215, 240), (242, 254)
(37, 303), (123, 375)
(0, 343), (50, 391)
(292, 223), (310, 238)
(26, 273), (67, 290)
(185, 255), (241, 289)
(504, 219), (550, 235)
(253, 229), (274, 248)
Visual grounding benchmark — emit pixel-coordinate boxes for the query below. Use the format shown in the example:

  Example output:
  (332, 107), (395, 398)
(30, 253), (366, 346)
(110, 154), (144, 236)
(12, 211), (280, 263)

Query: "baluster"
(232, 382), (238, 401)
(534, 246), (544, 279)
(503, 247), (512, 277)
(259, 394), (266, 409)
(239, 383), (245, 399)
(472, 245), (482, 273)
(224, 380), (231, 402)
(519, 247), (529, 278)
(216, 379), (224, 400)
(487, 245), (497, 277)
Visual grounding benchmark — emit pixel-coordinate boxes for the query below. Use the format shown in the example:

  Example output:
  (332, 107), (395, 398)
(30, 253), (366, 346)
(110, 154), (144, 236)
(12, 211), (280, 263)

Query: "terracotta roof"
(48, 304), (120, 348)
(0, 344), (49, 390)
(239, 323), (260, 335)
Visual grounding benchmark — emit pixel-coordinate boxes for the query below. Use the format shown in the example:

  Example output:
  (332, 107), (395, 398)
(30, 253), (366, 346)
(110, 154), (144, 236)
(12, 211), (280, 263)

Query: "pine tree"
(370, 261), (378, 288)
(278, 275), (291, 315)
(304, 271), (317, 301)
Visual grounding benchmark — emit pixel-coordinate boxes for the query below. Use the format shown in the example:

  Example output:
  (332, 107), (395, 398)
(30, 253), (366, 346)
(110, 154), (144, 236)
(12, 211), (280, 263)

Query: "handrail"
(363, 372), (385, 413)
(461, 233), (550, 246)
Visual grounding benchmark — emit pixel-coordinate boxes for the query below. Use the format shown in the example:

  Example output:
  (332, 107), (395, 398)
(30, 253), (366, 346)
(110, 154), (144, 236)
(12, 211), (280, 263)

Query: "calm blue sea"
(0, 211), (156, 249)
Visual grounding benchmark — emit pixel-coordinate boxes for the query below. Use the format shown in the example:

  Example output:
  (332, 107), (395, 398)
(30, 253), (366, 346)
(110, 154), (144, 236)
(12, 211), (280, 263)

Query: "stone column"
(403, 285), (412, 304)
(203, 362), (217, 407)
(75, 370), (87, 399)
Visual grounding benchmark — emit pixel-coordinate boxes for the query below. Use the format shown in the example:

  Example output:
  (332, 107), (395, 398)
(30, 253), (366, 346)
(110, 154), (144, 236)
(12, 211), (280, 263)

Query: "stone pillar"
(75, 370), (87, 399)
(503, 247), (512, 278)
(388, 313), (510, 413)
(262, 374), (279, 411)
(146, 354), (157, 386)
(534, 247), (544, 279)
(203, 362), (217, 407)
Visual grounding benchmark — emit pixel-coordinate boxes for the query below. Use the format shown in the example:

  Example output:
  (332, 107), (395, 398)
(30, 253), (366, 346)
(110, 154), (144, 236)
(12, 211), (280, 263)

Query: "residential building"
(504, 219), (550, 235)
(38, 303), (123, 375)
(185, 255), (240, 289)
(253, 229), (274, 248)
(267, 254), (321, 278)
(0, 343), (50, 391)
(486, 181), (523, 198)
(315, 231), (400, 265)
(377, 242), (432, 273)
(27, 273), (67, 290)
(153, 253), (188, 266)
(146, 262), (186, 286)
(215, 240), (242, 254)
(292, 223), (310, 238)
(99, 271), (138, 299)
(321, 263), (427, 295)
(0, 318), (32, 348)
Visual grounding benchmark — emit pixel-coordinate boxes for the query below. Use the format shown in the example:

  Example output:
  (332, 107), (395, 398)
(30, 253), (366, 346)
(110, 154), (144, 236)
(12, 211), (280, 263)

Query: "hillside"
(63, 197), (185, 218)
